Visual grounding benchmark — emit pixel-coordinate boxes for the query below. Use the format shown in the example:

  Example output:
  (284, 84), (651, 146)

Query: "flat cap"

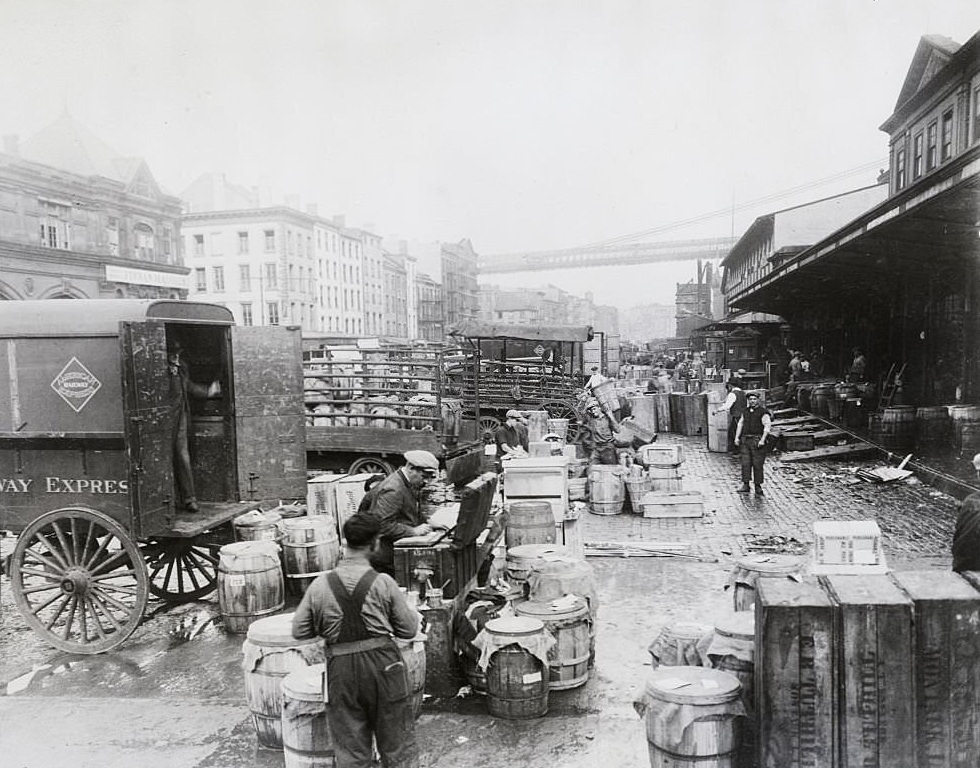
(404, 449), (439, 470)
(505, 409), (522, 419)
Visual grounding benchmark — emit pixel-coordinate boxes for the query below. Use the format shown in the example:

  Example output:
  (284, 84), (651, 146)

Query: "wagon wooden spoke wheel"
(542, 401), (581, 443)
(10, 507), (149, 654)
(478, 415), (501, 444)
(348, 456), (394, 476)
(142, 539), (220, 602)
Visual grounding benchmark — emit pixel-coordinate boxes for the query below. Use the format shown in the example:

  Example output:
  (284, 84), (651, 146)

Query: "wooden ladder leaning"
(877, 363), (907, 409)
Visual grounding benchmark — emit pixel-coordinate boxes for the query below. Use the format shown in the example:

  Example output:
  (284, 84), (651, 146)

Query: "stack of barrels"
(472, 506), (598, 719)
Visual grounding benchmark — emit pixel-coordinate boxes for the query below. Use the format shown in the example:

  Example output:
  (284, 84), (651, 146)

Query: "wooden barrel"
(916, 405), (950, 447)
(827, 394), (843, 420)
(280, 517), (340, 597)
(506, 543), (570, 585)
(281, 664), (333, 768)
(881, 405), (916, 450)
(647, 621), (713, 668)
(567, 477), (587, 501)
(546, 418), (569, 443)
(835, 383), (859, 400)
(505, 501), (557, 549)
(949, 405), (980, 450)
(242, 612), (325, 749)
(592, 380), (620, 415)
(708, 612), (756, 768)
(527, 557), (599, 666)
(219, 541), (285, 634)
(729, 555), (806, 612)
(234, 510), (283, 542)
(811, 385), (835, 417)
(516, 598), (591, 690)
(796, 384), (813, 412)
(484, 616), (550, 719)
(588, 465), (625, 516)
(394, 635), (427, 720)
(647, 463), (683, 492)
(639, 666), (743, 768)
(625, 476), (654, 510)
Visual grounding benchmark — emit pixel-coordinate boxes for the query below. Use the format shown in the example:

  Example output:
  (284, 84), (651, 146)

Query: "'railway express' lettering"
(46, 477), (129, 494)
(0, 477), (128, 494)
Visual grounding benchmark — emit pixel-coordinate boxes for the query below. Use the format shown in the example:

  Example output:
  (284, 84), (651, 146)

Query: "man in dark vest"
(734, 392), (773, 495)
(364, 450), (441, 577)
(714, 381), (747, 454)
(292, 515), (421, 767)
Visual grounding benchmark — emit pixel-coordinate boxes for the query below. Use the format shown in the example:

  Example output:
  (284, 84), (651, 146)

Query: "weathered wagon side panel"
(232, 326), (307, 503)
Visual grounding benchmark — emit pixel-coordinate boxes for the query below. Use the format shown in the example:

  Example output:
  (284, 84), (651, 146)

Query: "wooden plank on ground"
(773, 415), (820, 426)
(778, 442), (876, 462)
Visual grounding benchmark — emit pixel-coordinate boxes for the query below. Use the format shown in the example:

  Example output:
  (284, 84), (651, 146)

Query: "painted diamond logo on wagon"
(51, 357), (102, 412)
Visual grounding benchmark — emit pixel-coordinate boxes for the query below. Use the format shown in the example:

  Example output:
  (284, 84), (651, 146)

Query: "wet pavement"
(0, 433), (963, 767)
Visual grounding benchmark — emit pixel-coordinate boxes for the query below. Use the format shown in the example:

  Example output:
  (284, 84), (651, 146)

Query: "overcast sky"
(1, 0), (978, 307)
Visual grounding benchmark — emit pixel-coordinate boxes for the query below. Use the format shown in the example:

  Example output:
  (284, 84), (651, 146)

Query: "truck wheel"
(348, 457), (393, 476)
(479, 416), (501, 444)
(10, 507), (149, 654)
(142, 538), (220, 602)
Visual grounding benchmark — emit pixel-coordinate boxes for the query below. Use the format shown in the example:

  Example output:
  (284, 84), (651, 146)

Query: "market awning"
(695, 311), (786, 332)
(447, 321), (594, 342)
(727, 145), (980, 316)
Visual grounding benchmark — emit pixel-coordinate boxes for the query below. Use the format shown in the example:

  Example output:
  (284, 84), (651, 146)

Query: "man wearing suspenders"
(293, 515), (422, 767)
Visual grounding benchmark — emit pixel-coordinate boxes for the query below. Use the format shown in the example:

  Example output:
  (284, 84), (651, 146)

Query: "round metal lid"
(485, 615), (545, 636)
(246, 612), (316, 646)
(645, 666), (741, 705)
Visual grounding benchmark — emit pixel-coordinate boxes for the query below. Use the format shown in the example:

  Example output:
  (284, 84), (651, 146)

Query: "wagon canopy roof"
(0, 299), (235, 336)
(447, 321), (594, 343)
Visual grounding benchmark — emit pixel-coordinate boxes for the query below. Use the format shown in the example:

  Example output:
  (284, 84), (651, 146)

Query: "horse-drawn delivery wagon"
(0, 300), (306, 653)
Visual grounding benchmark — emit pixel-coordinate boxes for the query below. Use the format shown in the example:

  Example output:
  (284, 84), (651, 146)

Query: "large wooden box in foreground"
(891, 570), (980, 768)
(756, 577), (837, 768)
(822, 574), (914, 768)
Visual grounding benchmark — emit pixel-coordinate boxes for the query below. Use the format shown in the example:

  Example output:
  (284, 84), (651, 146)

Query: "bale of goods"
(647, 621), (713, 668)
(280, 664), (333, 768)
(822, 574), (915, 768)
(949, 404), (980, 450)
(890, 571), (980, 768)
(634, 666), (745, 768)
(218, 541), (285, 634)
(756, 577), (836, 768)
(880, 405), (916, 450)
(914, 405), (949, 447)
(242, 612), (326, 749)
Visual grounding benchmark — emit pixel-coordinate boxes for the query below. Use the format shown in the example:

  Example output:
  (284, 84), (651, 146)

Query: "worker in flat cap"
(495, 410), (529, 468)
(363, 449), (445, 577)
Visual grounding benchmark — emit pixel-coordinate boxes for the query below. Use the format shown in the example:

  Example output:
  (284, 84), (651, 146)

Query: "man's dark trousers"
(740, 437), (767, 488)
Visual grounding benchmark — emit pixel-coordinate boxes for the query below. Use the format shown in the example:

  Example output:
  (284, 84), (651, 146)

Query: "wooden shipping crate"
(756, 577), (837, 768)
(822, 574), (915, 768)
(640, 490), (703, 518)
(891, 571), (980, 768)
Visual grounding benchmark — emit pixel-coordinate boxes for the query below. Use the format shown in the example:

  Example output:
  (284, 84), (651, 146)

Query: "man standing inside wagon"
(292, 515), (420, 768)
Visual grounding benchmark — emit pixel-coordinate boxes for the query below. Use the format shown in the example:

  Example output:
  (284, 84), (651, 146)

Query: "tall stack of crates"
(755, 570), (980, 768)
(636, 444), (704, 519)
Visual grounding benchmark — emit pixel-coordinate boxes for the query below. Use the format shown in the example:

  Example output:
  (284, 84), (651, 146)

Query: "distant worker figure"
(586, 399), (620, 465)
(734, 392), (772, 495)
(714, 380), (747, 454)
(952, 492), (980, 573)
(848, 347), (867, 384)
(167, 339), (220, 513)
(494, 410), (529, 469)
(292, 514), (421, 768)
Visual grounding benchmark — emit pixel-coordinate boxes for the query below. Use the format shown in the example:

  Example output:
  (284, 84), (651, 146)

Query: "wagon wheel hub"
(60, 567), (90, 596)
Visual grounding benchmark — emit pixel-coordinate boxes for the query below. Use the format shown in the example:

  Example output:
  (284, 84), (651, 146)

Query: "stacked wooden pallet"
(770, 406), (875, 462)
